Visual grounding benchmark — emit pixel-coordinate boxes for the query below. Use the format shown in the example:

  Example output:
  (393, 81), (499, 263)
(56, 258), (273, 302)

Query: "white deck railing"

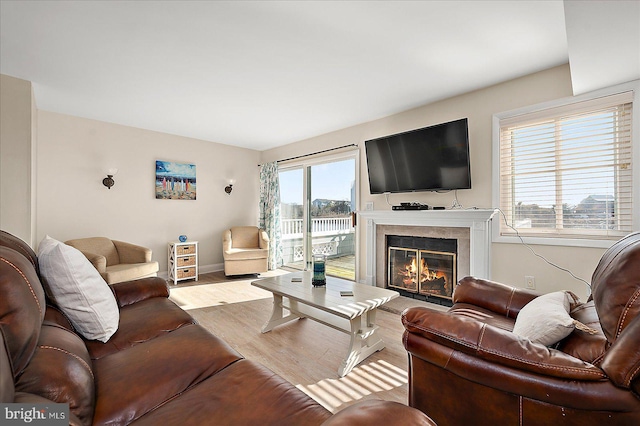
(282, 217), (352, 237)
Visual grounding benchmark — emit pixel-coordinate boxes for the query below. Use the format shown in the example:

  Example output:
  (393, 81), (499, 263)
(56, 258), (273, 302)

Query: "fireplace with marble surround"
(359, 209), (498, 305)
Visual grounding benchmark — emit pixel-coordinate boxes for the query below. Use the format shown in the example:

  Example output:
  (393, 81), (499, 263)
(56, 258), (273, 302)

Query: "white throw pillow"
(38, 236), (119, 342)
(512, 290), (594, 346)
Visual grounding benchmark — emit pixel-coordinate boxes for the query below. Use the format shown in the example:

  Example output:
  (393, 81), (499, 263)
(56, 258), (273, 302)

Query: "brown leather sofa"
(402, 231), (640, 426)
(1, 230), (434, 425)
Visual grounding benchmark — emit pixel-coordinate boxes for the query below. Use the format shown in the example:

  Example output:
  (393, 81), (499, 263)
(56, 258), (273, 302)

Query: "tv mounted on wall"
(365, 118), (471, 194)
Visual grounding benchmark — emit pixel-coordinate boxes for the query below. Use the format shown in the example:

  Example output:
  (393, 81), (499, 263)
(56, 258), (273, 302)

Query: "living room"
(2, 1), (638, 299)
(1, 1), (640, 425)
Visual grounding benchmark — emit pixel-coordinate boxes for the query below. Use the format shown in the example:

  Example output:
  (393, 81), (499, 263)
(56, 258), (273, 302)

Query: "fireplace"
(359, 209), (497, 306)
(386, 235), (456, 302)
(388, 248), (456, 298)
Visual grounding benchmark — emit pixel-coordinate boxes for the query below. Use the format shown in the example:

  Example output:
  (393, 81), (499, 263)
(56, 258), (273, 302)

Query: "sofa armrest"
(112, 240), (151, 263)
(222, 230), (232, 254)
(321, 400), (436, 426)
(109, 277), (169, 307)
(81, 251), (106, 274)
(402, 307), (605, 381)
(259, 229), (269, 249)
(454, 276), (540, 319)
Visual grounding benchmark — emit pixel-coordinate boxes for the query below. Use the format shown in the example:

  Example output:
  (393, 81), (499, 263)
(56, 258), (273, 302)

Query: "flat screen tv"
(365, 118), (471, 194)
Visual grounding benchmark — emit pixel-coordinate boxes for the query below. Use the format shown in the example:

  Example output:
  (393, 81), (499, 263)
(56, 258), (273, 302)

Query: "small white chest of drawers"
(168, 241), (198, 285)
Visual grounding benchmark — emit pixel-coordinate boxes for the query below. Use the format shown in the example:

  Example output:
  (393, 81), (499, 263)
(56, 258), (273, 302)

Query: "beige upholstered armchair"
(223, 226), (269, 276)
(65, 237), (159, 284)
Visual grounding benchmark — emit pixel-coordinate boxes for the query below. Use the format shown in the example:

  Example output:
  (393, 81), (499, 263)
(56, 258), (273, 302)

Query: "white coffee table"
(252, 271), (399, 377)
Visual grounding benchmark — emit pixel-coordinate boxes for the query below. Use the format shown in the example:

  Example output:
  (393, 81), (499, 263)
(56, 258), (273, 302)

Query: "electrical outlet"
(525, 275), (535, 289)
(365, 202), (374, 211)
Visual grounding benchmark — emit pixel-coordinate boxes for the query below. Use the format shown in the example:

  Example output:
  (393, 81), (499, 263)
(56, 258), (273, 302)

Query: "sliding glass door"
(279, 154), (356, 280)
(279, 167), (304, 270)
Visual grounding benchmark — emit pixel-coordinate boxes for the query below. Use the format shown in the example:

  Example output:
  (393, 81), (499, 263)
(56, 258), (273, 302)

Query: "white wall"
(261, 65), (606, 299)
(0, 74), (36, 245)
(6, 65), (621, 297)
(36, 111), (260, 274)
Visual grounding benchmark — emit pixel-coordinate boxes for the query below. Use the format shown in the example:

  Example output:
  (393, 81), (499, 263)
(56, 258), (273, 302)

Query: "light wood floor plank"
(168, 271), (443, 414)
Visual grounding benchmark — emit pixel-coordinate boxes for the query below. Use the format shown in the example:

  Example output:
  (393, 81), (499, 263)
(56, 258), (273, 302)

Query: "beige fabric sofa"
(65, 237), (159, 284)
(223, 226), (269, 276)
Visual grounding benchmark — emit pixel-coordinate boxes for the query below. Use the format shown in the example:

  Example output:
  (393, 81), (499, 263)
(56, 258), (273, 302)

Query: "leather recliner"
(402, 232), (640, 426)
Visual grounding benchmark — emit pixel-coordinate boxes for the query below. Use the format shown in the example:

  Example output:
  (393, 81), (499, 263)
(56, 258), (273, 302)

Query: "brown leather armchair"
(402, 232), (640, 426)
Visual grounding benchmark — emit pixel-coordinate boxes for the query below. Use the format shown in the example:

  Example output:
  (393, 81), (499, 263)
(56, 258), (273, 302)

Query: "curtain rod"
(258, 143), (358, 167)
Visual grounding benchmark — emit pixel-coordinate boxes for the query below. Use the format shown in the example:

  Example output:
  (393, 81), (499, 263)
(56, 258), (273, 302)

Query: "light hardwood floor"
(168, 271), (443, 414)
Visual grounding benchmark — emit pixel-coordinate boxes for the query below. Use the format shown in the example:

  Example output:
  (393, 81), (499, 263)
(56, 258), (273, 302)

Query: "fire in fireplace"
(386, 236), (457, 300)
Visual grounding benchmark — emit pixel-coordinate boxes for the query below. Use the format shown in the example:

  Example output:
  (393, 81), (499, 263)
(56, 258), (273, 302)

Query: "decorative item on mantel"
(312, 254), (326, 286)
(179, 235), (188, 242)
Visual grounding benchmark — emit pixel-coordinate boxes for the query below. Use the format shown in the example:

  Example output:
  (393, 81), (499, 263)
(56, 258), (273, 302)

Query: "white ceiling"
(0, 1), (637, 150)
(564, 0), (640, 95)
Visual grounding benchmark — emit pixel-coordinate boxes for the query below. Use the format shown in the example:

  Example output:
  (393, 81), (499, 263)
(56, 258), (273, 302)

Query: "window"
(495, 91), (633, 241)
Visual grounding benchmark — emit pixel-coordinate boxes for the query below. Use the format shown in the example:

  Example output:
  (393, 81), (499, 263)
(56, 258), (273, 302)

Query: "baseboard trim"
(200, 263), (224, 274)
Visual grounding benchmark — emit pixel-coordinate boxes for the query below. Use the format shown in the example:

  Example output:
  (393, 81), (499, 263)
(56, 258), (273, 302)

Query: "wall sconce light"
(102, 168), (118, 189)
(224, 179), (235, 195)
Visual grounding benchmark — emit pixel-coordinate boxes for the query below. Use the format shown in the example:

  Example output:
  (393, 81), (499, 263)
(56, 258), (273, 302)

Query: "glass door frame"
(278, 150), (360, 280)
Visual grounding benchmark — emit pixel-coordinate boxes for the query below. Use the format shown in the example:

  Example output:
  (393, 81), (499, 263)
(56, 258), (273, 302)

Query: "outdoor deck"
(284, 254), (355, 281)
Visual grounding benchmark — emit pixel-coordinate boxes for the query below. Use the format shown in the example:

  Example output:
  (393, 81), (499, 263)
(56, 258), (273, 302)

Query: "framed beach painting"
(155, 160), (196, 200)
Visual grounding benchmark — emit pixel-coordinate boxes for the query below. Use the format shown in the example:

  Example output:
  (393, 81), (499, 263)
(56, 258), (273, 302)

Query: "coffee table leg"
(338, 309), (385, 377)
(261, 294), (302, 333)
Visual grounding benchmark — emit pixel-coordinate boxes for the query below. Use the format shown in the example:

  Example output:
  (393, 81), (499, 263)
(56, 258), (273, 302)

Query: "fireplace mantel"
(358, 209), (498, 286)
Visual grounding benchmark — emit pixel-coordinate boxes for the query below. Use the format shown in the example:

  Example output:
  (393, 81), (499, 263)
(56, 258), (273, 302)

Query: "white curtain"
(259, 162), (282, 270)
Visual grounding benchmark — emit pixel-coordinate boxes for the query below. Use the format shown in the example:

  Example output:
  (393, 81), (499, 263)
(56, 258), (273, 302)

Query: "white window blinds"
(498, 91), (633, 239)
